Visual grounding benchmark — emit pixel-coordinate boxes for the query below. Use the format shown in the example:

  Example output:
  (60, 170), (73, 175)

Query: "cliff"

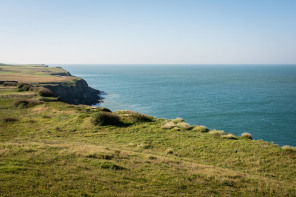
(0, 64), (102, 105)
(41, 79), (101, 105)
(1, 64), (296, 196)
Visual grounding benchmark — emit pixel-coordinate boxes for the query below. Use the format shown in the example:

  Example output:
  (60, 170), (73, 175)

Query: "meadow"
(0, 64), (76, 83)
(0, 81), (296, 196)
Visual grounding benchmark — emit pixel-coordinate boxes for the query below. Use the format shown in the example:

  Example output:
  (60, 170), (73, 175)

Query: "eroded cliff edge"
(0, 64), (102, 105)
(41, 79), (101, 105)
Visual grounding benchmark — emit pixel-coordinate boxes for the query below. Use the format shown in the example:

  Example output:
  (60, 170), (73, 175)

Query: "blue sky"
(0, 0), (295, 64)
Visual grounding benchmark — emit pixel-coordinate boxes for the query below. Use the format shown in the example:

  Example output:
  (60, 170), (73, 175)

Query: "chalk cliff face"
(42, 79), (101, 105)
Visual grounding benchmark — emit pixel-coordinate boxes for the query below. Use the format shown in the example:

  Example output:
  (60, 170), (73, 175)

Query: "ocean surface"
(58, 65), (296, 146)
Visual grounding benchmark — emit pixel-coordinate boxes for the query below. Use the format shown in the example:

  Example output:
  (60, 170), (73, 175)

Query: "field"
(0, 64), (76, 83)
(0, 83), (296, 196)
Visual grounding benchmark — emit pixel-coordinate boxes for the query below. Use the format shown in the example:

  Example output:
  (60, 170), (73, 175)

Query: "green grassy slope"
(0, 85), (295, 196)
(0, 64), (75, 83)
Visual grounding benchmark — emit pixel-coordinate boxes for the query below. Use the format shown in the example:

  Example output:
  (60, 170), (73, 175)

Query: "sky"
(0, 0), (295, 64)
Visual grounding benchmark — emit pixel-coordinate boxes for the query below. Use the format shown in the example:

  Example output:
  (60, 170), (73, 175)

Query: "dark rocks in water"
(43, 79), (102, 105)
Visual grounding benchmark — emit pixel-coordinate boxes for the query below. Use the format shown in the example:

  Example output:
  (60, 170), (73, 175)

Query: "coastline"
(0, 64), (296, 196)
(0, 64), (102, 105)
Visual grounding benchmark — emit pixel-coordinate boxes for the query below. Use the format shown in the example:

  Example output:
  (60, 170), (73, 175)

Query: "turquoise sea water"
(59, 65), (296, 146)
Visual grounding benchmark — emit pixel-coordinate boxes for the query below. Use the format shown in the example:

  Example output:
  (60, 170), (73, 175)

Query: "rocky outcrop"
(41, 79), (102, 105)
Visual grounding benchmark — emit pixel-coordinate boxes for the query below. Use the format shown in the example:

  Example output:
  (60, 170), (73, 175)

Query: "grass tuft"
(116, 110), (154, 124)
(282, 145), (296, 152)
(92, 111), (121, 126)
(222, 134), (238, 140)
(192, 125), (209, 132)
(241, 132), (252, 140)
(209, 130), (225, 135)
(161, 118), (193, 130)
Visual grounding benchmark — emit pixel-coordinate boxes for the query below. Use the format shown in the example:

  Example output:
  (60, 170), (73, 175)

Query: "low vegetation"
(0, 64), (76, 83)
(92, 111), (122, 126)
(0, 69), (296, 196)
(241, 132), (253, 140)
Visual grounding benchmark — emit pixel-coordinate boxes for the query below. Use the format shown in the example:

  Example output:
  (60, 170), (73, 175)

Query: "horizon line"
(2, 63), (296, 66)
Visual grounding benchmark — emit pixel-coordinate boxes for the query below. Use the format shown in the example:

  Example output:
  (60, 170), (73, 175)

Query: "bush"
(3, 82), (17, 86)
(101, 108), (112, 112)
(17, 83), (32, 91)
(92, 112), (121, 126)
(37, 87), (55, 97)
(126, 112), (154, 123)
(241, 132), (252, 140)
(116, 111), (154, 124)
(14, 99), (43, 108)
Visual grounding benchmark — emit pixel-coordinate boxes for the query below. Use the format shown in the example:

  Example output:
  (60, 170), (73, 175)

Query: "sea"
(56, 64), (296, 147)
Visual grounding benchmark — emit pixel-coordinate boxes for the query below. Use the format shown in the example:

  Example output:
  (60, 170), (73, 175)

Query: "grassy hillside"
(0, 70), (296, 196)
(0, 64), (76, 83)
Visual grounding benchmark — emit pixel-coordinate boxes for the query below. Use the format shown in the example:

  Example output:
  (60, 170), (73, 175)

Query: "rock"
(42, 79), (102, 105)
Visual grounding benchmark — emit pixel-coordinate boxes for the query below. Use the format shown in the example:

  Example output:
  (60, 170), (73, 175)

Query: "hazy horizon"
(1, 0), (296, 64)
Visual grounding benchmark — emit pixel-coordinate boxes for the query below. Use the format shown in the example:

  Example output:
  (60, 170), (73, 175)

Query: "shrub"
(92, 112), (121, 126)
(241, 132), (252, 140)
(14, 99), (29, 108)
(3, 81), (17, 86)
(2, 117), (19, 122)
(37, 87), (55, 97)
(14, 99), (43, 108)
(17, 83), (32, 91)
(116, 111), (154, 124)
(126, 112), (154, 123)
(101, 108), (112, 112)
(192, 125), (209, 132)
(29, 86), (39, 91)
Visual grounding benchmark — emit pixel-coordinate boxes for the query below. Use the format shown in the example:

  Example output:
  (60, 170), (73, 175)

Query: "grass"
(0, 64), (76, 83)
(0, 80), (296, 196)
(241, 132), (253, 140)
